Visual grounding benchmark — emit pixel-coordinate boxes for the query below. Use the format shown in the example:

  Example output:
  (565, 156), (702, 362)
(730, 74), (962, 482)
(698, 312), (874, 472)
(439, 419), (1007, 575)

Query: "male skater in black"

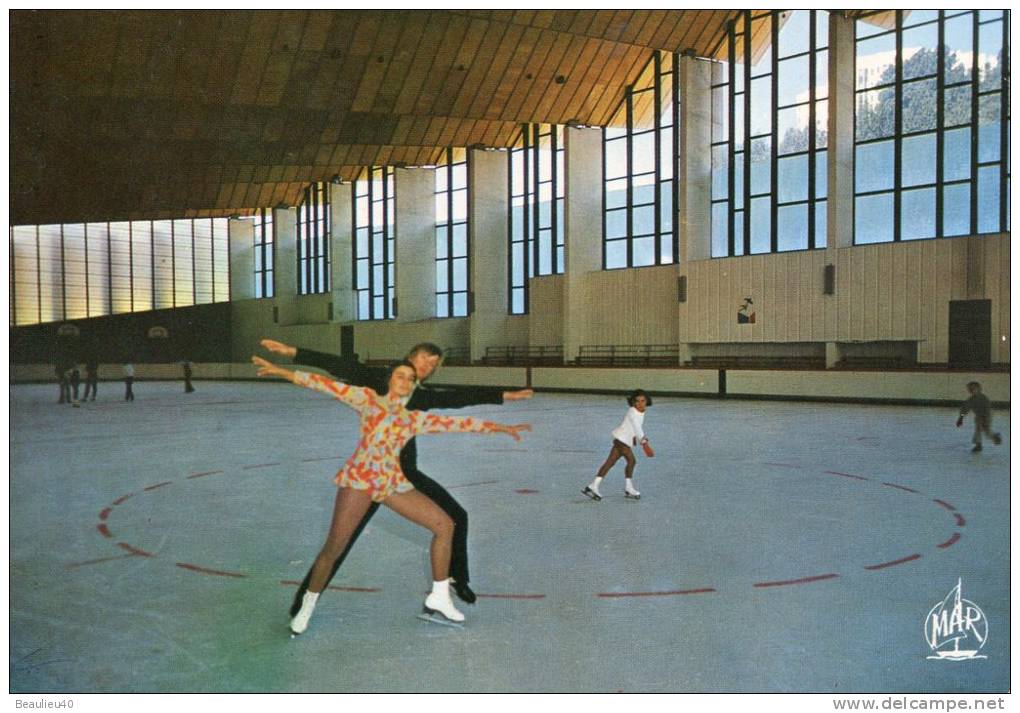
(260, 338), (533, 612)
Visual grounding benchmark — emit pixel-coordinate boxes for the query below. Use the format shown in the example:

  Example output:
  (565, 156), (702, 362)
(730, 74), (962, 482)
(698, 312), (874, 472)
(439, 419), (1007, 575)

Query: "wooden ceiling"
(10, 10), (738, 226)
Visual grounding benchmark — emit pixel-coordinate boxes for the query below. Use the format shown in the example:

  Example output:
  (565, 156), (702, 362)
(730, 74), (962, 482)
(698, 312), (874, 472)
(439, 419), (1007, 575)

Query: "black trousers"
(290, 467), (469, 613)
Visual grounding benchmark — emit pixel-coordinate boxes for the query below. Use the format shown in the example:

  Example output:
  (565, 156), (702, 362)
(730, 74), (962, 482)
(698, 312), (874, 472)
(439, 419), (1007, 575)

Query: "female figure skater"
(252, 355), (530, 634)
(582, 390), (653, 501)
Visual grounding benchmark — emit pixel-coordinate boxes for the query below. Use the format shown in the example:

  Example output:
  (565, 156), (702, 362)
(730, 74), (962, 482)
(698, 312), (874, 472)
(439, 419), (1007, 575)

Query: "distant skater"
(123, 363), (135, 401)
(69, 366), (81, 406)
(252, 355), (530, 635)
(583, 390), (654, 501)
(956, 381), (1002, 453)
(82, 357), (99, 401)
(182, 360), (195, 393)
(55, 364), (70, 404)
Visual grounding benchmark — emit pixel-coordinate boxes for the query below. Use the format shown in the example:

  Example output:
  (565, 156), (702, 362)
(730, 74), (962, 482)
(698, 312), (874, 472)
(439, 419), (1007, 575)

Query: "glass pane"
(605, 208), (627, 239)
(901, 188), (936, 240)
(633, 204), (655, 237)
(901, 133), (936, 187)
(452, 223), (467, 257)
(712, 146), (729, 200)
(816, 99), (828, 148)
(901, 78), (937, 133)
(712, 86), (729, 142)
(978, 98), (1002, 163)
(815, 50), (829, 99)
(660, 182), (673, 233)
(435, 193), (448, 224)
(943, 182), (972, 236)
(632, 132), (656, 175)
(944, 127), (972, 181)
(659, 129), (673, 180)
(605, 239), (627, 268)
(358, 291), (369, 319)
(712, 202), (729, 257)
(452, 163), (467, 189)
(815, 201), (828, 247)
(855, 140), (895, 193)
(659, 233), (674, 264)
(606, 177), (628, 209)
(944, 14), (973, 83)
(749, 15), (772, 77)
(632, 237), (655, 266)
(435, 227), (448, 259)
(734, 94), (744, 150)
(856, 88), (896, 140)
(435, 167), (447, 193)
(777, 106), (809, 155)
(511, 288), (524, 315)
(435, 261), (448, 292)
(903, 10), (938, 27)
(978, 20), (1003, 92)
(605, 139), (627, 180)
(977, 166), (1001, 233)
(452, 292), (467, 317)
(815, 151), (828, 198)
(816, 11), (829, 49)
(436, 293), (448, 318)
(856, 32), (897, 90)
(750, 197), (771, 253)
(777, 154), (809, 203)
(733, 211), (745, 256)
(944, 85), (972, 127)
(511, 205), (525, 240)
(734, 152), (745, 209)
(901, 24), (938, 81)
(778, 55), (810, 108)
(511, 242), (524, 285)
(633, 180), (655, 206)
(777, 204), (809, 251)
(452, 258), (467, 291)
(452, 190), (467, 221)
(854, 193), (894, 243)
(750, 78), (772, 136)
(778, 10), (811, 58)
(749, 138), (771, 195)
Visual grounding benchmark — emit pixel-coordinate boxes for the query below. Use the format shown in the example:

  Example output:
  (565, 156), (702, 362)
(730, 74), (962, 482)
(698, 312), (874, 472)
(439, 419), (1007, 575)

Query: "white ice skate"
(582, 486), (603, 501)
(289, 591), (318, 637)
(419, 586), (465, 628)
(624, 483), (641, 500)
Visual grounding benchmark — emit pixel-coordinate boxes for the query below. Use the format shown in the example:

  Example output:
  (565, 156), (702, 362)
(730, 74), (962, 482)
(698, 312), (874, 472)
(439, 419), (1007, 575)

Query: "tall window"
(855, 10), (1010, 243)
(711, 10), (830, 257)
(297, 182), (330, 294)
(603, 50), (678, 269)
(10, 218), (230, 326)
(353, 167), (396, 320)
(435, 148), (469, 318)
(509, 124), (565, 314)
(254, 208), (274, 298)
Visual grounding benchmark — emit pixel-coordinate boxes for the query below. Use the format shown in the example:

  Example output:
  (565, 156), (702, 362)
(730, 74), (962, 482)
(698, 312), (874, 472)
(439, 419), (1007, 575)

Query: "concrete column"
(228, 217), (255, 301)
(680, 54), (715, 263)
(468, 147), (511, 362)
(330, 182), (356, 322)
(827, 12), (855, 250)
(562, 126), (603, 363)
(394, 167), (436, 322)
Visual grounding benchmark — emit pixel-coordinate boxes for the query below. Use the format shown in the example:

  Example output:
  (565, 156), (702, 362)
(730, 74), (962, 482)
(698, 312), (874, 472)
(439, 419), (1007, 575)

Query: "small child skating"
(956, 381), (1002, 453)
(583, 390), (654, 501)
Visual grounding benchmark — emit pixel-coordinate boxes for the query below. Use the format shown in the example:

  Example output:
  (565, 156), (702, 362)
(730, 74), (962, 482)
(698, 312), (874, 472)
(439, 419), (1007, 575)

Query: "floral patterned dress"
(294, 371), (502, 502)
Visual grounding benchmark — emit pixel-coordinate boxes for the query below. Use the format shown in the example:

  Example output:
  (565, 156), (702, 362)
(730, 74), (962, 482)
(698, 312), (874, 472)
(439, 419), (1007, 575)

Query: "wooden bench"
(688, 355), (826, 370)
(482, 345), (563, 366)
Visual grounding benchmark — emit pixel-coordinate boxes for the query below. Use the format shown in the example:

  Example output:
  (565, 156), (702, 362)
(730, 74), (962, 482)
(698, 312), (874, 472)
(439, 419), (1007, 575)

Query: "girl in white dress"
(583, 390), (654, 501)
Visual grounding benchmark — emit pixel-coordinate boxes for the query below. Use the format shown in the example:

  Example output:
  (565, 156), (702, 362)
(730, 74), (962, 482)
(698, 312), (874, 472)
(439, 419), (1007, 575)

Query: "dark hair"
(380, 359), (418, 395)
(627, 389), (652, 407)
(967, 381), (981, 390)
(407, 342), (443, 359)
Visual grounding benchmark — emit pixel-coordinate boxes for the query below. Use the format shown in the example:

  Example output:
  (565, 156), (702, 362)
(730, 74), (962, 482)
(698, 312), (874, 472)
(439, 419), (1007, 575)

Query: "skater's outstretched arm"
(260, 339), (380, 387)
(413, 412), (531, 441)
(419, 385), (534, 410)
(252, 356), (374, 411)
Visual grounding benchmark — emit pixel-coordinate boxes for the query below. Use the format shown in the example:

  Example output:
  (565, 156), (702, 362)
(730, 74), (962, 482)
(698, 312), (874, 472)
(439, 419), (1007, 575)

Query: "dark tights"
(595, 439), (636, 480)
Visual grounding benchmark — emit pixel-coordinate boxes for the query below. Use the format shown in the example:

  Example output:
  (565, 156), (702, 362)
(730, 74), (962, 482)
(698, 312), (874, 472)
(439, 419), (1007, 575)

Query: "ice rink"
(9, 379), (1010, 693)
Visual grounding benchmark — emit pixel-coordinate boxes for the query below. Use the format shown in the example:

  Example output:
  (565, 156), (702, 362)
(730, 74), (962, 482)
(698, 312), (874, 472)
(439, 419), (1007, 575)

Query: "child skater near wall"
(583, 389), (654, 501)
(956, 381), (1002, 453)
(252, 355), (530, 635)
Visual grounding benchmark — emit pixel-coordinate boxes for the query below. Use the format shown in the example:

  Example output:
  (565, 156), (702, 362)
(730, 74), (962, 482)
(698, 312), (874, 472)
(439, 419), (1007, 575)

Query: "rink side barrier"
(10, 363), (1009, 407)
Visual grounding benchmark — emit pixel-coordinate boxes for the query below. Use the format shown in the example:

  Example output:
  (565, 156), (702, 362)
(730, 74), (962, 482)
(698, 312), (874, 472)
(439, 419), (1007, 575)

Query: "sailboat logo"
(924, 579), (988, 660)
